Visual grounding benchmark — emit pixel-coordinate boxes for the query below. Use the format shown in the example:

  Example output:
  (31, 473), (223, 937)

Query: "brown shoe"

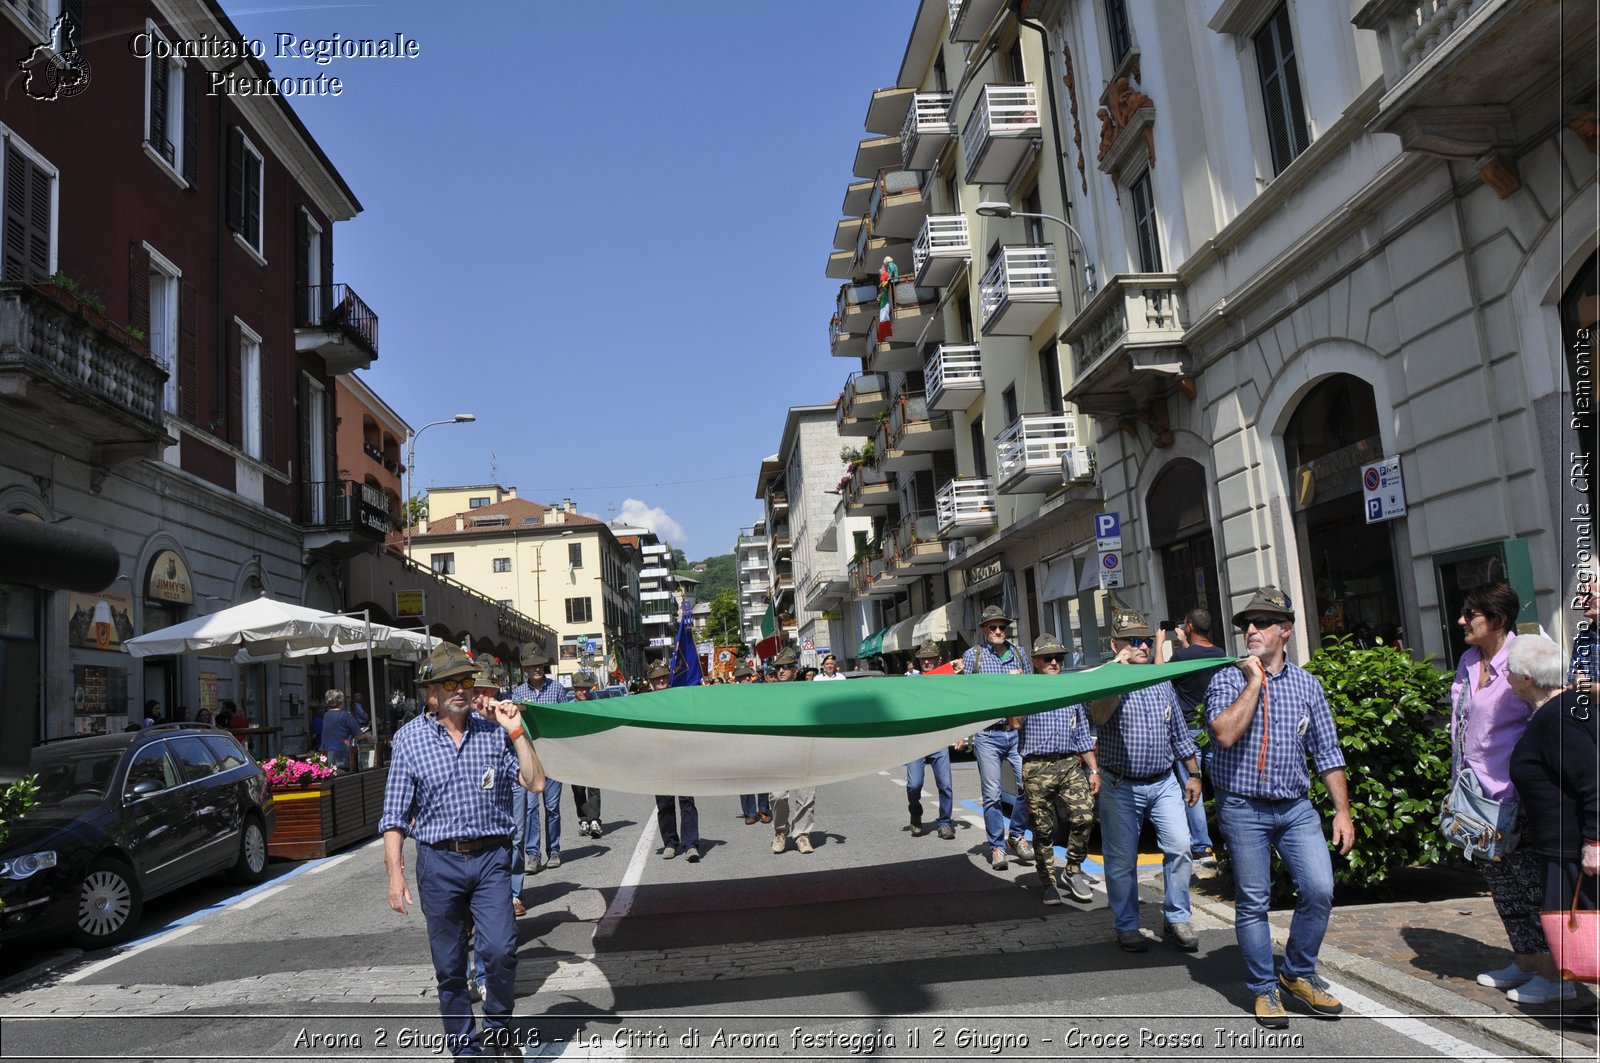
(795, 835), (814, 855)
(1279, 972), (1343, 1016)
(1254, 989), (1290, 1028)
(512, 898), (527, 917)
(744, 815), (758, 825)
(759, 812), (773, 824)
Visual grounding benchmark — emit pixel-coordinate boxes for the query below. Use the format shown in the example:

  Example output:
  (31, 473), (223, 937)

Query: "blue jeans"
(740, 793), (771, 818)
(1217, 790), (1335, 994)
(415, 842), (516, 1058)
(523, 779), (562, 861)
(905, 748), (953, 829)
(1178, 737), (1213, 851)
(973, 728), (1030, 850)
(1099, 770), (1192, 933)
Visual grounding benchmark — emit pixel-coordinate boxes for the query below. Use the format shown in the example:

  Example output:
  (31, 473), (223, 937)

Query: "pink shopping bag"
(1541, 882), (1600, 984)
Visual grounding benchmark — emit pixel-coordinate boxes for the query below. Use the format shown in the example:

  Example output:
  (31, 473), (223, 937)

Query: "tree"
(400, 494), (428, 530)
(702, 590), (746, 653)
(684, 554), (737, 601)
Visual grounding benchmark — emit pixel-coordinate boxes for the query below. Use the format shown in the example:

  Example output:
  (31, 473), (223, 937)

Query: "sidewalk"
(1187, 865), (1598, 1059)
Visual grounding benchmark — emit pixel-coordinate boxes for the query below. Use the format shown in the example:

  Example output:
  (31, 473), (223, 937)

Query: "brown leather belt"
(425, 835), (510, 853)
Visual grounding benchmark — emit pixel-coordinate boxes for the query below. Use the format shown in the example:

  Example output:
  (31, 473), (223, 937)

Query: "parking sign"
(1360, 456), (1407, 524)
(1094, 512), (1122, 552)
(1098, 550), (1124, 588)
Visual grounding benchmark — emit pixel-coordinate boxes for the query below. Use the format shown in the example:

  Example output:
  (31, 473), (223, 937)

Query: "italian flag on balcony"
(516, 656), (1233, 795)
(876, 256), (899, 342)
(753, 604), (781, 660)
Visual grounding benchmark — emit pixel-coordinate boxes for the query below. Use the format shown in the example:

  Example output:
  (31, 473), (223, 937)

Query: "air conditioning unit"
(1061, 446), (1096, 483)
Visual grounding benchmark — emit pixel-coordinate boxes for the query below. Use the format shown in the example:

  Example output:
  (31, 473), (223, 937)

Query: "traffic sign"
(1361, 456), (1407, 524)
(1094, 512), (1122, 552)
(1098, 550), (1124, 589)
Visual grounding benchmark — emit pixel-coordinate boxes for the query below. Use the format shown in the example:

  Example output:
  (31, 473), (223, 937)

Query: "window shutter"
(127, 241), (150, 340)
(297, 373), (312, 491)
(148, 52), (167, 158)
(243, 154), (261, 249)
(225, 319), (241, 446)
(182, 64), (199, 186)
(294, 211), (309, 324)
(1254, 3), (1308, 176)
(259, 345), (274, 466)
(3, 143), (51, 283)
(178, 280), (197, 421)
(225, 126), (244, 234)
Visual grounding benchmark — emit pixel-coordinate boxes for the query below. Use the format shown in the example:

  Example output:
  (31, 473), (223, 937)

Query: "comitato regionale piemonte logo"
(17, 12), (91, 101)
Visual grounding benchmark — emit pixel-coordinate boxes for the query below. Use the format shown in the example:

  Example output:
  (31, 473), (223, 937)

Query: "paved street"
(0, 766), (1537, 1060)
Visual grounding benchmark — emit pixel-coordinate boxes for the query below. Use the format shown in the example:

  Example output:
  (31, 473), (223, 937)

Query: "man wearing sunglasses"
(645, 659), (703, 861)
(1010, 634), (1098, 905)
(380, 640), (546, 1061)
(1088, 606), (1203, 955)
(960, 605), (1036, 871)
(510, 645), (570, 876)
(1204, 587), (1352, 1030)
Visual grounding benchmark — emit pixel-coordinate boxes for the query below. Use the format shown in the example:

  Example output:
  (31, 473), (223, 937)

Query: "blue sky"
(230, 1), (921, 555)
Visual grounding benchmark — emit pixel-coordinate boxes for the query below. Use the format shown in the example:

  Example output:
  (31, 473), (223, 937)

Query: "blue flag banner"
(669, 599), (703, 687)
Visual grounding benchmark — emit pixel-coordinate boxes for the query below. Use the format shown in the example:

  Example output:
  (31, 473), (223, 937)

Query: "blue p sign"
(1094, 512), (1120, 539)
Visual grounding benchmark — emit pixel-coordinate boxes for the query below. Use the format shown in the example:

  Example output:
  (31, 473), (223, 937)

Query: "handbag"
(1439, 682), (1520, 861)
(1541, 881), (1600, 984)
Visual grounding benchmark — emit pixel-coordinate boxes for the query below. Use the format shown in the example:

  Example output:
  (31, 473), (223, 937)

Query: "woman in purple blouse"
(1450, 581), (1552, 1001)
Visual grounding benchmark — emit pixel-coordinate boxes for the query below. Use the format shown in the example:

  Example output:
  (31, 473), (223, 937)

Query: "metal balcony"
(913, 214), (970, 287)
(830, 313), (869, 359)
(935, 478), (998, 537)
(979, 245), (1059, 336)
(865, 86), (916, 137)
(301, 479), (393, 556)
(295, 283), (379, 374)
(888, 392), (955, 454)
(996, 413), (1079, 495)
(960, 84), (1040, 186)
(642, 612), (673, 626)
(640, 566), (670, 578)
(803, 568), (850, 610)
(865, 282), (942, 375)
(901, 92), (954, 170)
(948, 0), (1006, 42)
(833, 216), (864, 253)
(893, 510), (948, 569)
(843, 464), (897, 515)
(852, 221), (912, 284)
(1063, 273), (1191, 415)
(925, 344), (982, 411)
(835, 281), (878, 336)
(868, 169), (927, 240)
(836, 371), (890, 436)
(0, 284), (170, 467)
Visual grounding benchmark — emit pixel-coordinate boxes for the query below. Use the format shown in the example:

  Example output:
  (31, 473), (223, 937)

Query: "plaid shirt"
(1019, 703), (1094, 756)
(1204, 661), (1345, 799)
(379, 712), (521, 842)
(1572, 628), (1600, 686)
(1094, 678), (1197, 779)
(511, 678), (573, 705)
(962, 642), (1033, 730)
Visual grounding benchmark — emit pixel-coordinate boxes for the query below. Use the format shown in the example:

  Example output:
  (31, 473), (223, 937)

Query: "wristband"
(506, 726), (525, 742)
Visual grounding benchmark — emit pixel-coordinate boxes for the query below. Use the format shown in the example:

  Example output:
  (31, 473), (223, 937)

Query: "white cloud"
(617, 498), (687, 545)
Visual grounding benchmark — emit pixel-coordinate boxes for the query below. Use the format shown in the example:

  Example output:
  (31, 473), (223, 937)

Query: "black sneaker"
(1042, 880), (1067, 906)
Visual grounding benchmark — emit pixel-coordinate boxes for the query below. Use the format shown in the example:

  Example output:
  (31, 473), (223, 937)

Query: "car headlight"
(0, 851), (58, 880)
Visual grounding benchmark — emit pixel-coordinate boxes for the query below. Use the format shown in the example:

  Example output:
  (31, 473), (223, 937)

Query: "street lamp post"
(531, 529), (575, 664)
(403, 413), (476, 561)
(976, 201), (1096, 299)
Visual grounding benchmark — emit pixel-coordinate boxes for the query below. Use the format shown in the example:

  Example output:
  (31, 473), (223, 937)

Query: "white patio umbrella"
(124, 595), (372, 658)
(231, 624), (434, 664)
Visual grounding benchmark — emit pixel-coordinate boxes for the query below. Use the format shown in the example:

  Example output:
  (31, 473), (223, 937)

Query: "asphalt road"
(0, 763), (1524, 1061)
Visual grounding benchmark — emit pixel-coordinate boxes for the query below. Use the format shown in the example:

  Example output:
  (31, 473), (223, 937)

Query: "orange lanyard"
(1256, 676), (1270, 777)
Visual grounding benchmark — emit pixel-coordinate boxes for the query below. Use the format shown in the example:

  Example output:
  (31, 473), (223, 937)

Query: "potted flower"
(260, 752), (339, 790)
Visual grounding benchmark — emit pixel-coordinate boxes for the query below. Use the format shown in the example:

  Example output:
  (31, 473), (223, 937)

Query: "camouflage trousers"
(1021, 754), (1095, 882)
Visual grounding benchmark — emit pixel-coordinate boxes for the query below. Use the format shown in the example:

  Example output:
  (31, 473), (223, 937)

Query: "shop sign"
(966, 556), (1004, 588)
(395, 590), (425, 619)
(67, 590), (132, 649)
(1293, 435), (1382, 511)
(1361, 456), (1407, 524)
(146, 550), (193, 604)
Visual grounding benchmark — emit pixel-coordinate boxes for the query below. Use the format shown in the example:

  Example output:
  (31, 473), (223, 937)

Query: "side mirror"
(125, 777), (163, 801)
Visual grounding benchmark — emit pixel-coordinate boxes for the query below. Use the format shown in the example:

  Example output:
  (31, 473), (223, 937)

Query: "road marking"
(594, 815), (658, 939)
(231, 883), (288, 910)
(1329, 979), (1515, 1062)
(304, 849), (361, 875)
(60, 923), (199, 984)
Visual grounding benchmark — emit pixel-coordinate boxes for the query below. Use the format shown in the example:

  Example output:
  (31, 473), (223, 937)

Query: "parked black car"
(0, 724), (276, 948)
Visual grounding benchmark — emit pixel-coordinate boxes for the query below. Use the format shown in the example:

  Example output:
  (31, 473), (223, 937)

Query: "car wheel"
(72, 858), (142, 949)
(229, 815), (269, 884)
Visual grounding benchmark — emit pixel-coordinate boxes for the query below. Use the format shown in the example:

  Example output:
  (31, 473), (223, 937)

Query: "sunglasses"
(1126, 638), (1152, 649)
(1038, 654), (1066, 664)
(1240, 616), (1282, 630)
(1459, 608), (1485, 620)
(439, 677), (477, 692)
(984, 623), (1009, 632)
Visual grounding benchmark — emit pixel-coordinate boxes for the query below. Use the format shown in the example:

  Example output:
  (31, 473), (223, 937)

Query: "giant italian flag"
(517, 656), (1233, 795)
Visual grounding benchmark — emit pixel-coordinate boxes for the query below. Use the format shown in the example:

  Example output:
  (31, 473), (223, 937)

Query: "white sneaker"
(1506, 975), (1577, 1004)
(1477, 963), (1537, 989)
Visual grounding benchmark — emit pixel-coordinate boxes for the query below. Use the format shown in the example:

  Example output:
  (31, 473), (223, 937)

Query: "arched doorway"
(1285, 375), (1403, 647)
(1147, 459), (1220, 626)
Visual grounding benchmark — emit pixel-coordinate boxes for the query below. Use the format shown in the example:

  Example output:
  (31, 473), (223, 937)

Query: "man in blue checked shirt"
(1087, 605), (1203, 956)
(960, 604), (1036, 871)
(1205, 586), (1353, 1031)
(382, 640), (545, 1061)
(509, 644), (569, 878)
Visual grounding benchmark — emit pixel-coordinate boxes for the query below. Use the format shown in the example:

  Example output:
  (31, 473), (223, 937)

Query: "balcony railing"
(1063, 273), (1191, 414)
(948, 0), (1006, 43)
(640, 566), (670, 578)
(836, 371), (890, 436)
(868, 169), (926, 240)
(888, 392), (952, 453)
(926, 344), (982, 411)
(301, 479), (392, 540)
(913, 214), (970, 287)
(901, 91), (955, 170)
(294, 283), (380, 372)
(893, 510), (946, 569)
(980, 245), (1059, 336)
(935, 478), (998, 536)
(996, 413), (1078, 494)
(961, 83), (1040, 185)
(1367, 0), (1493, 75)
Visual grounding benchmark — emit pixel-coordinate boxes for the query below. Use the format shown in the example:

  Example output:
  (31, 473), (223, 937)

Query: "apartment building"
(411, 488), (640, 682)
(734, 519), (771, 646)
(609, 520), (675, 668)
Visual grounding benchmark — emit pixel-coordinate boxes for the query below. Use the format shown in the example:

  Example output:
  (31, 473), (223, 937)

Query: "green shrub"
(1303, 637), (1453, 896)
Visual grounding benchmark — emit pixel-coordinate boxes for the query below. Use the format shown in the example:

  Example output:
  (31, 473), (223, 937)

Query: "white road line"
(231, 883), (288, 910)
(594, 815), (658, 939)
(304, 849), (362, 875)
(1328, 978), (1516, 1062)
(60, 923), (200, 984)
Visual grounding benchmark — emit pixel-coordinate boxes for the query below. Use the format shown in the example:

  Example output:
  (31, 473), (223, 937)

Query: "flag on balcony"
(609, 641), (625, 683)
(876, 257), (899, 342)
(753, 603), (781, 659)
(516, 655), (1233, 795)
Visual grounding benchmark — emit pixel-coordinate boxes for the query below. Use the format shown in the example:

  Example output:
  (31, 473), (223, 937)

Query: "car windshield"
(28, 748), (124, 804)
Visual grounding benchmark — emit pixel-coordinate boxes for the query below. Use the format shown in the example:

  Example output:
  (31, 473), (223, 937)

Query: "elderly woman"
(1451, 582), (1546, 998)
(1505, 635), (1598, 1004)
(317, 689), (363, 772)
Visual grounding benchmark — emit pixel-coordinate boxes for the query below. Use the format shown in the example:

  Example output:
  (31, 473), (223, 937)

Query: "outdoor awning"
(857, 625), (891, 657)
(233, 625), (434, 664)
(124, 595), (371, 658)
(1041, 557), (1078, 602)
(879, 616), (919, 654)
(912, 600), (961, 645)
